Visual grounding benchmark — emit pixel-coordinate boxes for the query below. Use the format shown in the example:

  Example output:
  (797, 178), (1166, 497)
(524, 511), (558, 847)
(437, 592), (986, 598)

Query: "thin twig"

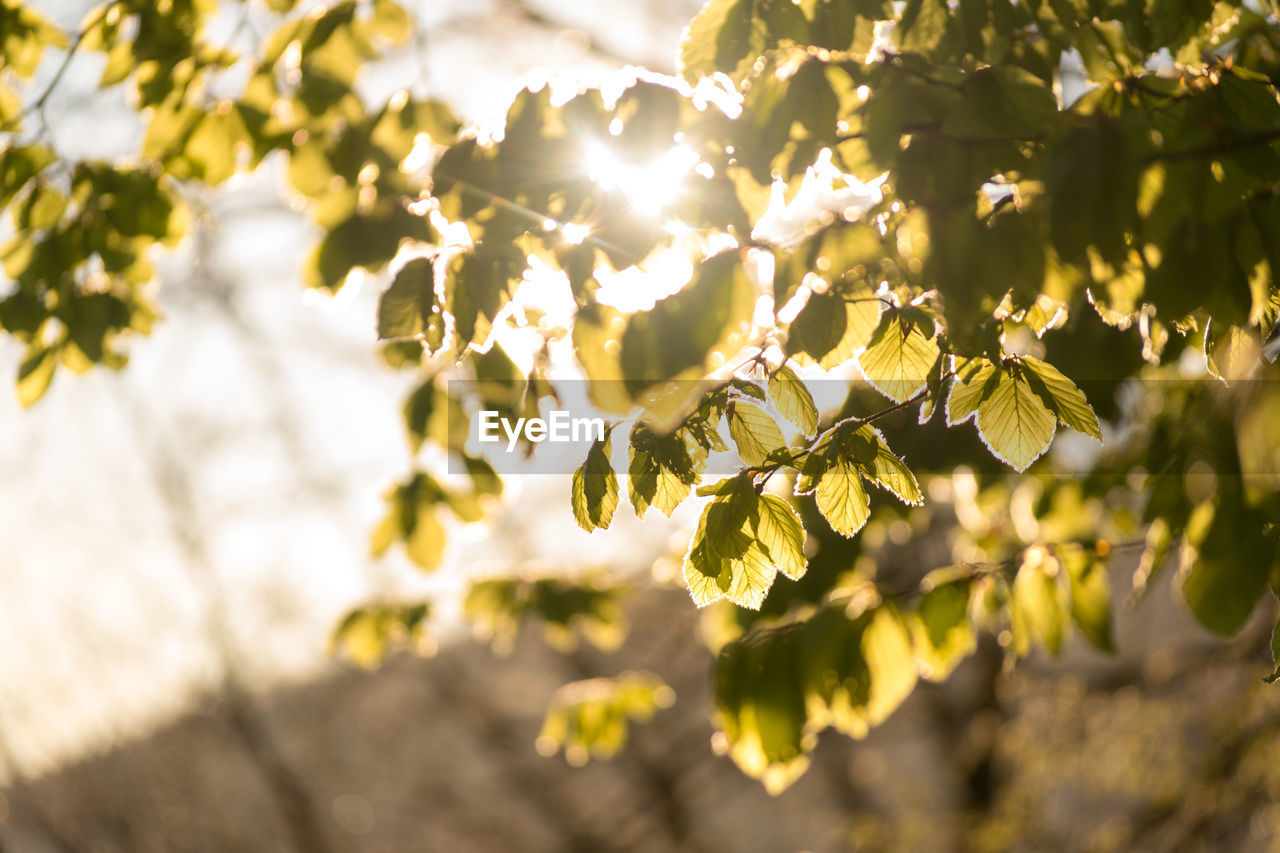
(2, 3), (119, 135)
(1143, 129), (1280, 163)
(433, 168), (640, 262)
(752, 370), (955, 486)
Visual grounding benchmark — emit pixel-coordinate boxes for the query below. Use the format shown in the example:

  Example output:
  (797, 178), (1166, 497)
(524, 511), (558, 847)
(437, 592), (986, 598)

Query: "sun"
(584, 141), (699, 218)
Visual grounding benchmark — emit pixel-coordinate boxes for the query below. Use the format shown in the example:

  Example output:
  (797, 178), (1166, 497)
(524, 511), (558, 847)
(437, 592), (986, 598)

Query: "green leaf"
(1020, 357), (1102, 441)
(683, 478), (779, 609)
(403, 380), (470, 454)
(371, 0), (412, 43)
(1012, 555), (1068, 655)
(611, 82), (683, 160)
(1204, 321), (1263, 384)
(850, 424), (923, 505)
(858, 312), (941, 403)
(697, 474), (748, 497)
(628, 425), (700, 518)
(16, 344), (56, 407)
(723, 539), (779, 610)
(0, 145), (54, 210)
(714, 600), (919, 793)
(815, 455), (870, 537)
(99, 41), (135, 88)
(377, 257), (439, 342)
(308, 205), (427, 291)
(0, 290), (44, 336)
(1046, 119), (1138, 267)
(730, 377), (766, 401)
(373, 473), (450, 571)
(331, 603), (432, 669)
(805, 604), (918, 739)
(787, 290), (881, 370)
(464, 575), (627, 653)
(620, 251), (755, 401)
(1074, 21), (1142, 82)
(974, 364), (1057, 472)
(755, 494), (808, 581)
(678, 0), (810, 85)
(713, 620), (810, 792)
(945, 358), (997, 425)
(727, 400), (787, 466)
(446, 243), (524, 351)
(1265, 618), (1280, 685)
(402, 379), (436, 454)
(572, 428), (620, 532)
(0, 84), (20, 128)
(768, 363), (819, 435)
(405, 499), (447, 570)
(731, 53), (841, 184)
(683, 476), (807, 608)
(859, 606), (919, 727)
(538, 672), (674, 765)
(1181, 498), (1273, 635)
(372, 96), (460, 157)
(897, 0), (950, 53)
(910, 576), (976, 680)
(945, 65), (1058, 140)
(1063, 549), (1114, 652)
(16, 183), (67, 231)
(464, 453), (504, 497)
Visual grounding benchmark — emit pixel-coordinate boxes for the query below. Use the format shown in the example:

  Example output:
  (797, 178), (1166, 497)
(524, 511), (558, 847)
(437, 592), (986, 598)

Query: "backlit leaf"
(1012, 555), (1068, 655)
(678, 0), (809, 85)
(16, 344), (56, 407)
(788, 290), (881, 370)
(538, 671), (674, 764)
(628, 424), (700, 518)
(1063, 548), (1114, 652)
(815, 455), (870, 537)
(377, 257), (437, 341)
(974, 364), (1057, 472)
(850, 424), (923, 505)
(910, 576), (976, 680)
(371, 0), (412, 43)
(755, 494), (807, 581)
(331, 603), (432, 669)
(620, 251), (755, 401)
(858, 312), (941, 403)
(946, 358), (997, 425)
(572, 427), (620, 532)
(1020, 356), (1102, 441)
(727, 400), (787, 466)
(1265, 618), (1280, 684)
(1181, 498), (1273, 635)
(684, 476), (809, 608)
(768, 364), (819, 436)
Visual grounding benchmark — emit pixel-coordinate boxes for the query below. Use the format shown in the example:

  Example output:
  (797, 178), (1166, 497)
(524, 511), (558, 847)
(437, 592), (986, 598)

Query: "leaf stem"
(750, 369), (955, 485)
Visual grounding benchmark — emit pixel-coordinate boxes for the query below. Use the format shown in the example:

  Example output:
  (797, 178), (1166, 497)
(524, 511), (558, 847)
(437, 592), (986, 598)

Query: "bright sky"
(0, 0), (703, 780)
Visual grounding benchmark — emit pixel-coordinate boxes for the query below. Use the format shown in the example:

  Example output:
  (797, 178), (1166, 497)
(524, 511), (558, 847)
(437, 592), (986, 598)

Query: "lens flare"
(585, 142), (699, 218)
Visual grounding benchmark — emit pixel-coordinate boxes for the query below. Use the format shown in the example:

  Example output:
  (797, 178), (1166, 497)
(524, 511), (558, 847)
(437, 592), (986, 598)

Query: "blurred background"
(2, 1), (1280, 851)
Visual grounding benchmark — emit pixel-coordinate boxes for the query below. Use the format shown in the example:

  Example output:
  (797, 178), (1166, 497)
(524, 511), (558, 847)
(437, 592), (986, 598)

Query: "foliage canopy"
(3, 0), (1280, 792)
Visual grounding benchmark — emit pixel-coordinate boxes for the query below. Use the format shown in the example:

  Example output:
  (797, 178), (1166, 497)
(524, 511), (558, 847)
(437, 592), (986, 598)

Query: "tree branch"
(432, 168), (641, 263)
(113, 391), (336, 853)
(752, 369), (955, 486)
(3, 3), (119, 135)
(1143, 129), (1280, 163)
